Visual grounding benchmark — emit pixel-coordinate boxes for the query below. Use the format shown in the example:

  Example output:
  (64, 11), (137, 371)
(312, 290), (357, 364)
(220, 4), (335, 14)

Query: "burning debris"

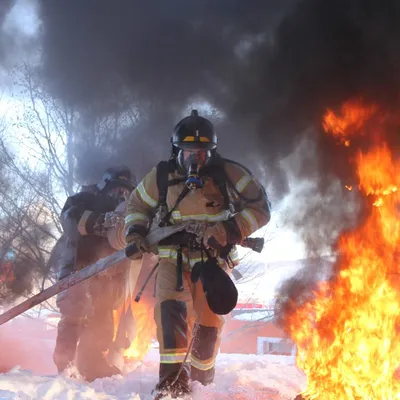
(0, 253), (15, 286)
(0, 248), (37, 305)
(282, 100), (400, 399)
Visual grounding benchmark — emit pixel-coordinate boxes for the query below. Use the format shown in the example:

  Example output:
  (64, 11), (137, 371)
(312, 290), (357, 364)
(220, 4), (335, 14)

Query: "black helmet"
(97, 165), (136, 193)
(171, 109), (218, 155)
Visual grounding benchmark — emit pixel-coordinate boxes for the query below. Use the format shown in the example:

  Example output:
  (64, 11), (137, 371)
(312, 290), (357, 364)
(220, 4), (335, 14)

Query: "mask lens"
(181, 149), (208, 170)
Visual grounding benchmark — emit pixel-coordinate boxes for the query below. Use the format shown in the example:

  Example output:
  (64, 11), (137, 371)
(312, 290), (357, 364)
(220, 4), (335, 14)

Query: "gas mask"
(177, 148), (211, 189)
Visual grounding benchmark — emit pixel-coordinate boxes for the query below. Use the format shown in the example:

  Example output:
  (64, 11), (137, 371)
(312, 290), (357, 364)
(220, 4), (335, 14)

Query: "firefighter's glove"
(78, 211), (108, 237)
(204, 223), (228, 249)
(204, 219), (244, 250)
(125, 231), (149, 260)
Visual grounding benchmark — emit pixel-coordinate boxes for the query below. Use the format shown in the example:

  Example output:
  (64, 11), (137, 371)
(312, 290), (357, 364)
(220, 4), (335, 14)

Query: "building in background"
(220, 302), (297, 365)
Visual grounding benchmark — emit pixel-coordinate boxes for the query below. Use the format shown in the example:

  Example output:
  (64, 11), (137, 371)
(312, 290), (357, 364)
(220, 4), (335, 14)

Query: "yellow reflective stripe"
(182, 136), (210, 143)
(158, 247), (228, 268)
(160, 353), (189, 364)
(109, 226), (126, 250)
(115, 231), (126, 250)
(191, 355), (216, 371)
(235, 174), (252, 193)
(158, 248), (198, 267)
(125, 212), (149, 225)
(229, 247), (240, 262)
(137, 182), (158, 208)
(171, 211), (182, 221)
(240, 209), (258, 232)
(77, 210), (92, 235)
(171, 210), (230, 223)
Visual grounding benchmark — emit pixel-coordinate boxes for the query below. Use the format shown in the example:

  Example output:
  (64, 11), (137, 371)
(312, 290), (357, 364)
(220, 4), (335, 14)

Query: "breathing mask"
(186, 162), (203, 189)
(177, 148), (210, 190)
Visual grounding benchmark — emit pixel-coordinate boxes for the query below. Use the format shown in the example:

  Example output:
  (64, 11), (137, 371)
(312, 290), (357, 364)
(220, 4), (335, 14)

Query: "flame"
(113, 297), (156, 362)
(287, 100), (400, 399)
(322, 100), (379, 145)
(0, 262), (15, 285)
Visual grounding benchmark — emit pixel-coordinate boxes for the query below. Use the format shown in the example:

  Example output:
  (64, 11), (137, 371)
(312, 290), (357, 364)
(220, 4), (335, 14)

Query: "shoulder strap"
(156, 159), (189, 226)
(156, 160), (170, 209)
(156, 159), (186, 207)
(208, 163), (231, 210)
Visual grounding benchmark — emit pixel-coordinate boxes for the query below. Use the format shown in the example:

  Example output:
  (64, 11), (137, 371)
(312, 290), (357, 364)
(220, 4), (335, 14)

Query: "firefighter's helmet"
(171, 109), (218, 154)
(97, 165), (136, 193)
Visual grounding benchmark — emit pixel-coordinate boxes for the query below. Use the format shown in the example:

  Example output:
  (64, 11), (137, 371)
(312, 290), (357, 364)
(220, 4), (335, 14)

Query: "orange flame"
(322, 100), (378, 146)
(0, 262), (15, 285)
(113, 297), (156, 362)
(287, 100), (400, 399)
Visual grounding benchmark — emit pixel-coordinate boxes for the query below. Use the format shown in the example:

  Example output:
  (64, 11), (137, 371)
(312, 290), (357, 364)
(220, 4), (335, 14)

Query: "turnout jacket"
(123, 159), (271, 268)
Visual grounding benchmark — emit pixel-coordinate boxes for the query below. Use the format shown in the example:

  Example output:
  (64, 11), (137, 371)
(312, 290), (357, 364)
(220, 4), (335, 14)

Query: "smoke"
(0, 0), (20, 70)
(0, 0), (39, 85)
(251, 0), (400, 173)
(35, 0), (297, 189)
(38, 0), (292, 108)
(35, 0), (400, 190)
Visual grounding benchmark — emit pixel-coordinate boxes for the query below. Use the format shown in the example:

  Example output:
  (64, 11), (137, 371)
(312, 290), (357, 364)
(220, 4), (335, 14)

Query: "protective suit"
(123, 110), (271, 399)
(52, 166), (136, 381)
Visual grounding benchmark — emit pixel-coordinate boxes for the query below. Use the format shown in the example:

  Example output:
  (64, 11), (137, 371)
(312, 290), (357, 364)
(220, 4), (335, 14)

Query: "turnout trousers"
(53, 261), (126, 381)
(154, 258), (226, 389)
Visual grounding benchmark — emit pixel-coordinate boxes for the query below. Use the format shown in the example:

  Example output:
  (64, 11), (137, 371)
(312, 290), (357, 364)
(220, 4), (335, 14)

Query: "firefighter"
(124, 110), (271, 399)
(52, 165), (136, 381)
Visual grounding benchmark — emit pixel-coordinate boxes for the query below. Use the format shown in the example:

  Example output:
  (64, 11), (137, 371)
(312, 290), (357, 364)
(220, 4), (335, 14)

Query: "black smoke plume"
(36, 0), (400, 193)
(36, 0), (297, 191)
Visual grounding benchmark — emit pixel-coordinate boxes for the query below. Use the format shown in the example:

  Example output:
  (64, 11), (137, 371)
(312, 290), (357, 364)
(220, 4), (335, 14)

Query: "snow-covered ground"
(0, 317), (306, 399)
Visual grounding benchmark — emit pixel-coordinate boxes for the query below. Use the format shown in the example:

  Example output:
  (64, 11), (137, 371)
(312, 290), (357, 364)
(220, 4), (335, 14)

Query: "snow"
(0, 317), (306, 399)
(0, 356), (305, 400)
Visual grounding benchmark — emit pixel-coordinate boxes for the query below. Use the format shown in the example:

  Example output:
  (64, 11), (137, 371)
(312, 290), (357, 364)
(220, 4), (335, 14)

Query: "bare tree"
(0, 120), (57, 306)
(0, 64), (143, 309)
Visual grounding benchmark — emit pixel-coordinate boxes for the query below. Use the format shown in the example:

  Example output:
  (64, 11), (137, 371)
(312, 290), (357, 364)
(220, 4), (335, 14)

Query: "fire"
(113, 297), (156, 362)
(287, 100), (400, 399)
(0, 262), (15, 285)
(322, 100), (379, 146)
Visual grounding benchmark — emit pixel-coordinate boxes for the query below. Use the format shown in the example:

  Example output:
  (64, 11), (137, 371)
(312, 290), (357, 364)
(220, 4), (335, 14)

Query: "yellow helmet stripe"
(182, 136), (211, 142)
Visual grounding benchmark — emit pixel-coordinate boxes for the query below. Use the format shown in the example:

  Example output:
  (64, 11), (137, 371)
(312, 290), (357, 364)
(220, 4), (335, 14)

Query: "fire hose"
(0, 221), (264, 326)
